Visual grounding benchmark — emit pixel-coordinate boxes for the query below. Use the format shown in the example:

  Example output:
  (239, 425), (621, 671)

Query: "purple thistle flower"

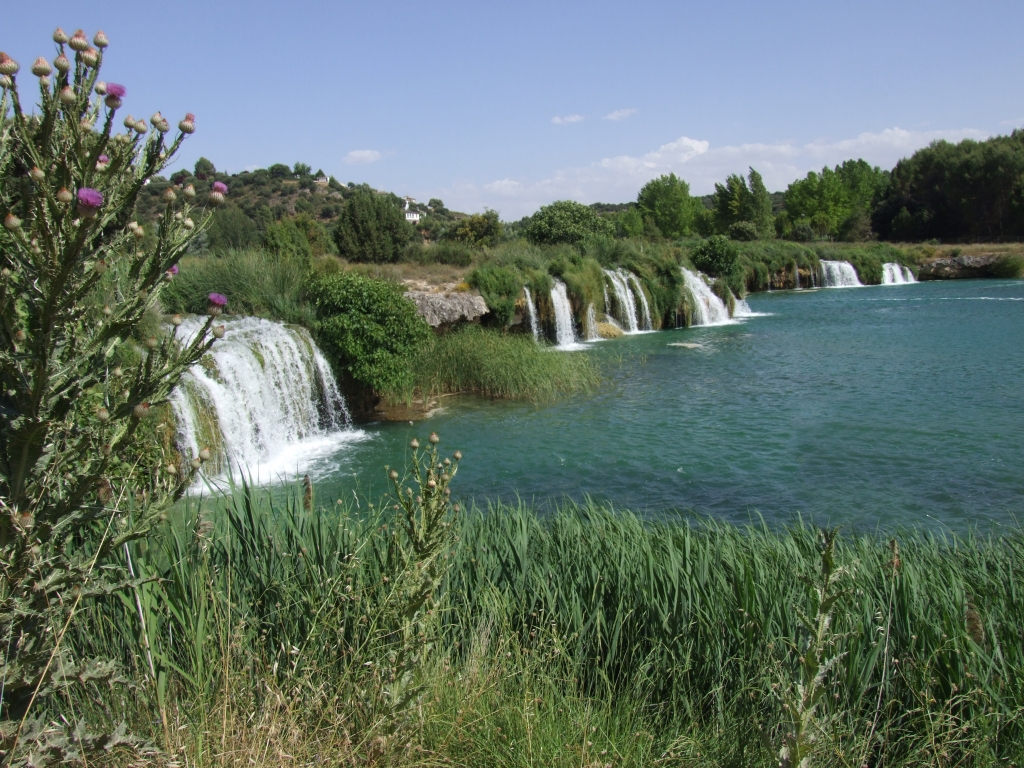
(77, 187), (104, 210)
(98, 155), (109, 163)
(167, 264), (179, 275)
(106, 83), (126, 98)
(208, 292), (227, 307)
(212, 181), (227, 194)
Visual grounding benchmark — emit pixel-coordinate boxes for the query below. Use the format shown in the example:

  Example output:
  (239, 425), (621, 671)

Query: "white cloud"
(439, 126), (988, 219)
(551, 114), (584, 125)
(604, 108), (636, 121)
(343, 149), (382, 165)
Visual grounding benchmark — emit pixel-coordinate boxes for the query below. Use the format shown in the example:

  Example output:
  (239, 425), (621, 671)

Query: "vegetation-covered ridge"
(64, 477), (1024, 767)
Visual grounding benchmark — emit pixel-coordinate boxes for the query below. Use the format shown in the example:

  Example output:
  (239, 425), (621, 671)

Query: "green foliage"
(691, 235), (739, 276)
(524, 200), (613, 245)
(993, 254), (1024, 278)
(206, 204), (260, 251)
(262, 216), (313, 263)
(0, 35), (217, 762)
(873, 131), (1024, 240)
(785, 159), (888, 241)
(729, 221), (759, 241)
(636, 173), (700, 238)
(292, 212), (336, 256)
(332, 189), (415, 263)
(193, 156), (216, 179)
(444, 209), (503, 247)
(161, 249), (315, 325)
(468, 263), (523, 326)
(405, 325), (599, 401)
(713, 168), (774, 237)
(304, 272), (430, 396)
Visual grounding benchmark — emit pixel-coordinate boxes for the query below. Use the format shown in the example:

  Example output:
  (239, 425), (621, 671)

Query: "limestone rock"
(406, 291), (489, 327)
(918, 253), (1001, 280)
(596, 322), (624, 339)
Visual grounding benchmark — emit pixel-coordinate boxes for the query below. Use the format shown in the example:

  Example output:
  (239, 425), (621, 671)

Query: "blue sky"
(6, 1), (1023, 218)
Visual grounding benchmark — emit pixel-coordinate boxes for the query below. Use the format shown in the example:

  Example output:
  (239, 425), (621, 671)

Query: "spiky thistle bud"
(166, 463), (178, 475)
(429, 432), (440, 444)
(53, 27), (69, 44)
(112, 367), (123, 378)
(29, 167), (45, 182)
(191, 458), (202, 470)
(81, 48), (99, 67)
(0, 76), (10, 89)
(59, 86), (76, 105)
(454, 450), (463, 461)
(123, 114), (135, 129)
(100, 443), (112, 456)
(208, 191), (225, 206)
(410, 439), (420, 449)
(31, 57), (51, 77)
(96, 407), (110, 422)
(183, 218), (194, 230)
(212, 325), (226, 339)
(13, 329), (26, 342)
(389, 469), (399, 480)
(162, 188), (177, 204)
(4, 213), (21, 230)
(178, 113), (195, 134)
(93, 30), (109, 48)
(18, 513), (34, 531)
(133, 225), (144, 239)
(54, 54), (71, 73)
(57, 187), (73, 204)
(170, 313), (183, 326)
(94, 81), (106, 95)
(132, 402), (151, 419)
(93, 259), (107, 274)
(0, 53), (19, 76)
(102, 305), (112, 316)
(145, 336), (158, 349)
(183, 184), (196, 200)
(199, 447), (212, 461)
(69, 30), (89, 52)
(134, 120), (147, 134)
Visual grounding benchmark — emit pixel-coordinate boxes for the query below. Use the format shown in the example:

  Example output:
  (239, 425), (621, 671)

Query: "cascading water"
(820, 260), (862, 287)
(585, 304), (600, 341)
(627, 273), (653, 330)
(170, 317), (358, 482)
(523, 286), (540, 341)
(881, 263), (917, 285)
(604, 269), (648, 333)
(793, 262), (801, 290)
(681, 268), (733, 326)
(550, 280), (580, 348)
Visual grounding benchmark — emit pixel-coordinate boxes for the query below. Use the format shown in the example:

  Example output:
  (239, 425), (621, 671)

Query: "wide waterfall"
(882, 263), (917, 285)
(170, 317), (358, 482)
(604, 269), (651, 332)
(820, 260), (862, 287)
(523, 286), (540, 341)
(550, 280), (580, 348)
(681, 268), (733, 326)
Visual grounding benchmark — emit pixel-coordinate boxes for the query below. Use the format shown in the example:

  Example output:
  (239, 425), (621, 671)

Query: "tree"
(0, 34), (218, 760)
(786, 160), (888, 241)
(636, 173), (699, 238)
(712, 168), (774, 238)
(690, 235), (739, 276)
(524, 200), (612, 245)
(268, 163), (291, 179)
(293, 162), (312, 177)
(207, 205), (260, 251)
(332, 189), (414, 262)
(445, 209), (502, 246)
(193, 156), (216, 180)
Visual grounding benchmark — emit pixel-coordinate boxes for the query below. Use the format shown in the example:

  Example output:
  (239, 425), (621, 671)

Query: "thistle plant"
(0, 28), (223, 763)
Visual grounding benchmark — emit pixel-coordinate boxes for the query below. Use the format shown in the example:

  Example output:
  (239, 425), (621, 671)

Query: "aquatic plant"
(0, 27), (218, 762)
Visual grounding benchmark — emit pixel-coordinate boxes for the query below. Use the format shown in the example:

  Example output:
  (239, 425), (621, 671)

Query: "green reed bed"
(62, 474), (1024, 767)
(403, 325), (600, 401)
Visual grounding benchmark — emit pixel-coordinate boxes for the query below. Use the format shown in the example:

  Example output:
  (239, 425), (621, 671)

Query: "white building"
(403, 196), (421, 224)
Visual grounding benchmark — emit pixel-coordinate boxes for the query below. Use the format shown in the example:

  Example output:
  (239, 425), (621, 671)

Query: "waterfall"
(881, 263), (917, 285)
(550, 280), (579, 348)
(604, 268), (650, 333)
(681, 268), (733, 326)
(820, 260), (862, 287)
(627, 273), (653, 330)
(170, 317), (356, 482)
(585, 304), (601, 341)
(793, 262), (801, 290)
(523, 286), (540, 341)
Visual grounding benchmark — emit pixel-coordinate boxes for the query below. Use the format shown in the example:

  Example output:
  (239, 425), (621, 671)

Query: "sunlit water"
(207, 279), (1024, 532)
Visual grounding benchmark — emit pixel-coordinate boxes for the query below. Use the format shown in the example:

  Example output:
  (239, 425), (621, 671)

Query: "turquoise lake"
(257, 279), (1024, 532)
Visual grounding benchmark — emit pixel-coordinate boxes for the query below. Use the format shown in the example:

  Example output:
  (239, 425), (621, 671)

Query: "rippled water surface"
(298, 279), (1024, 531)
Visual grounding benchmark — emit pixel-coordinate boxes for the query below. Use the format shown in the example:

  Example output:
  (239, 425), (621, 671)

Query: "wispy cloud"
(440, 126), (988, 219)
(604, 108), (636, 121)
(343, 149), (383, 165)
(551, 114), (584, 125)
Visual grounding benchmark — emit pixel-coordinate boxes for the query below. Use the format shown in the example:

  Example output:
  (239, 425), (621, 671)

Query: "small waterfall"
(170, 317), (354, 481)
(820, 260), (862, 287)
(627, 273), (653, 330)
(550, 280), (578, 348)
(681, 268), (733, 326)
(523, 286), (540, 341)
(881, 263), (917, 285)
(604, 269), (638, 333)
(585, 304), (601, 341)
(793, 262), (801, 290)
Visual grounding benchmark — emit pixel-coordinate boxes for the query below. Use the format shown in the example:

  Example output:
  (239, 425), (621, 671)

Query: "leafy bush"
(728, 221), (759, 241)
(468, 263), (522, 326)
(443, 209), (503, 246)
(525, 200), (613, 245)
(304, 272), (430, 396)
(332, 189), (414, 263)
(690, 235), (739, 276)
(207, 204), (260, 251)
(263, 216), (313, 263)
(993, 254), (1024, 278)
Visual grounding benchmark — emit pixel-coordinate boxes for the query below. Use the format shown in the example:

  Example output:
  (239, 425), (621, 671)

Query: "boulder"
(406, 291), (489, 327)
(917, 253), (1001, 280)
(596, 322), (624, 339)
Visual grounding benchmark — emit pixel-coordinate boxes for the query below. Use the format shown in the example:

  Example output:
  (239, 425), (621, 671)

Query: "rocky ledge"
(406, 291), (489, 327)
(918, 253), (1001, 280)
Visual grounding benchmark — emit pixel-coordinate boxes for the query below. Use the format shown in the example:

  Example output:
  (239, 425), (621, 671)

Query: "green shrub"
(305, 272), (430, 396)
(525, 200), (613, 245)
(691, 235), (739, 276)
(332, 189), (414, 263)
(992, 254), (1024, 278)
(263, 217), (313, 263)
(728, 221), (759, 241)
(468, 263), (523, 326)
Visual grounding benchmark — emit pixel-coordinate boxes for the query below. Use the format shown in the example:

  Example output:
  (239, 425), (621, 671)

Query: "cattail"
(54, 54), (71, 73)
(69, 30), (90, 52)
(303, 474), (313, 511)
(966, 602), (985, 645)
(31, 57), (51, 77)
(93, 30), (109, 48)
